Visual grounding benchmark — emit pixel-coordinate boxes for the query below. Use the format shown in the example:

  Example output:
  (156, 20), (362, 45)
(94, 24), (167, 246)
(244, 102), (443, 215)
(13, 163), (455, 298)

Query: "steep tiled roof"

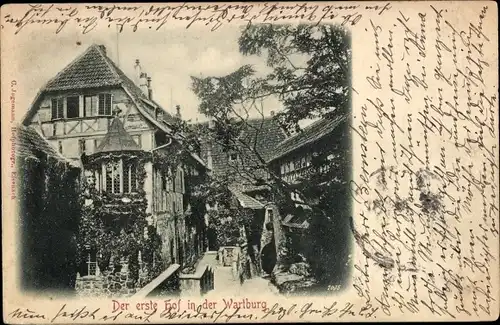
(21, 44), (205, 167)
(244, 117), (289, 161)
(95, 117), (141, 153)
(16, 125), (76, 166)
(44, 45), (122, 91)
(23, 44), (175, 127)
(196, 117), (287, 182)
(267, 114), (348, 162)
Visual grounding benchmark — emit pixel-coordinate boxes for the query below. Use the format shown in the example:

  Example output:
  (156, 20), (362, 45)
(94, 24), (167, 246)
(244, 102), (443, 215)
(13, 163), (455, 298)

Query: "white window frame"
(228, 152), (238, 162)
(84, 94), (99, 117)
(51, 98), (64, 120)
(102, 160), (137, 194)
(98, 93), (113, 116)
(87, 251), (99, 276)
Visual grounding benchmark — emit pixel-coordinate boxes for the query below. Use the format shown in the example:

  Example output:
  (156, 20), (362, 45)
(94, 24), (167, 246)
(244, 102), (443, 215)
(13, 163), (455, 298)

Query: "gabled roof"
(95, 117), (141, 153)
(267, 114), (348, 163)
(22, 44), (176, 128)
(196, 116), (287, 180)
(44, 45), (122, 91)
(21, 44), (205, 168)
(104, 55), (177, 125)
(243, 117), (289, 162)
(16, 125), (78, 167)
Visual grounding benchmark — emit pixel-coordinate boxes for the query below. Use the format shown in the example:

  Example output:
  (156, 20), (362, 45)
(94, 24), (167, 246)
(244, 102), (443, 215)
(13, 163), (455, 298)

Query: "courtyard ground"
(197, 252), (279, 297)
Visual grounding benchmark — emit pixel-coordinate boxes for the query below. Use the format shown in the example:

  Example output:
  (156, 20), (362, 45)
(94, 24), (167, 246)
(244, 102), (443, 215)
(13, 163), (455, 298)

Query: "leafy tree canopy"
(189, 24), (352, 287)
(192, 24), (350, 133)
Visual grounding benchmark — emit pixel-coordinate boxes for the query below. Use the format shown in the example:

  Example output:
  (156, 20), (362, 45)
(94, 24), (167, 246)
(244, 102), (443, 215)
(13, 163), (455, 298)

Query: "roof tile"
(196, 117), (287, 184)
(268, 115), (348, 162)
(95, 117), (141, 153)
(16, 125), (75, 165)
(44, 45), (121, 91)
(228, 186), (265, 209)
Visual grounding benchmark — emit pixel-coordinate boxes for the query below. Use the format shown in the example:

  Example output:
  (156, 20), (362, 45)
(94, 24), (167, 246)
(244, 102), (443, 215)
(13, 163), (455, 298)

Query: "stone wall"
(179, 265), (214, 296)
(76, 262), (149, 298)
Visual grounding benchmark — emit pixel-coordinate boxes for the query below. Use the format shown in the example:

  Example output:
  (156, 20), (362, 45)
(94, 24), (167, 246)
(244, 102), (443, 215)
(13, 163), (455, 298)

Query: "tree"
(190, 24), (352, 289)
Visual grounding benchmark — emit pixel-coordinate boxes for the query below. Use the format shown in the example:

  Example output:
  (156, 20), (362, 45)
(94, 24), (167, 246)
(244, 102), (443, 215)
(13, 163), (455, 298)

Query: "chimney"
(175, 105), (182, 119)
(208, 119), (215, 129)
(147, 76), (153, 100)
(140, 72), (148, 96)
(206, 149), (213, 170)
(134, 59), (141, 85)
(98, 45), (107, 56)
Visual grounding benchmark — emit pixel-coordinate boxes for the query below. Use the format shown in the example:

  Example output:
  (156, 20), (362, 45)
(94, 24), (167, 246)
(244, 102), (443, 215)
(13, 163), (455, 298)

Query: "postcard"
(1, 1), (498, 323)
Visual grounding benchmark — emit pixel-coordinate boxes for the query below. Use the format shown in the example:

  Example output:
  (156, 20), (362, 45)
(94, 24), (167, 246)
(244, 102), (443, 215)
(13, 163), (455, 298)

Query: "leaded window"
(102, 160), (138, 194)
(51, 98), (64, 119)
(98, 93), (112, 115)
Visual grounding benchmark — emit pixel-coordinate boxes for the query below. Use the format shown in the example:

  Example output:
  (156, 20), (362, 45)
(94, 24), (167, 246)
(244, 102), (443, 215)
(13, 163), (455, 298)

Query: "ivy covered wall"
(78, 152), (161, 285)
(18, 152), (81, 294)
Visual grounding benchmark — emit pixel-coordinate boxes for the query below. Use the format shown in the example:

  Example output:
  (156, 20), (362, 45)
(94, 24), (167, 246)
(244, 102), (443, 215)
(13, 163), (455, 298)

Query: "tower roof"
(95, 117), (141, 153)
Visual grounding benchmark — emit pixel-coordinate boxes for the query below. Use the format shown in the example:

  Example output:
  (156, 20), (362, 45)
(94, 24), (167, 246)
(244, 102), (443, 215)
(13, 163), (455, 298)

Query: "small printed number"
(327, 284), (341, 291)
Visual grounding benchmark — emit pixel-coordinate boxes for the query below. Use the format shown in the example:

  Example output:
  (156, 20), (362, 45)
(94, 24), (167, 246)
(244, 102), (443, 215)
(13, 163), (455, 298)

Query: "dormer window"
(228, 152), (238, 162)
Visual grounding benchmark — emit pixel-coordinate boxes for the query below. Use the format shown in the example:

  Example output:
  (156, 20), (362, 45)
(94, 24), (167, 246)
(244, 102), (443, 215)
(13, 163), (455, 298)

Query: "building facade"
(21, 44), (207, 285)
(266, 114), (351, 284)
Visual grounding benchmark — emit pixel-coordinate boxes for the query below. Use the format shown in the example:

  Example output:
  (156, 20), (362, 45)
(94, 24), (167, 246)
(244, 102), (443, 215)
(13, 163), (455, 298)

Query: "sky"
(13, 24), (281, 123)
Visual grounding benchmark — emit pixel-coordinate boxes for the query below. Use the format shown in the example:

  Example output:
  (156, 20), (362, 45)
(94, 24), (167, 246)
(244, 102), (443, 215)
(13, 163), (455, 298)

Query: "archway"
(260, 240), (277, 275)
(207, 227), (218, 251)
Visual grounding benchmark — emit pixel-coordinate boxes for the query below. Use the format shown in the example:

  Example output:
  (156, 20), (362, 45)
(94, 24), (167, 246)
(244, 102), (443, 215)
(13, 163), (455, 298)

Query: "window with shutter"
(66, 96), (80, 118)
(84, 95), (99, 117)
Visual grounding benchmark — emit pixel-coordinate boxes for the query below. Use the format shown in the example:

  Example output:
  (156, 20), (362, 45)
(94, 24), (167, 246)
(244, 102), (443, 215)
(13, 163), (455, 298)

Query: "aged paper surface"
(1, 1), (499, 323)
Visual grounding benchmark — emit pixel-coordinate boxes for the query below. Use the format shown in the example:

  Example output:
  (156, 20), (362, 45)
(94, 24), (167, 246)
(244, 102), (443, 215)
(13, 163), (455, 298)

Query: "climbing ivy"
(77, 152), (160, 282)
(18, 153), (81, 291)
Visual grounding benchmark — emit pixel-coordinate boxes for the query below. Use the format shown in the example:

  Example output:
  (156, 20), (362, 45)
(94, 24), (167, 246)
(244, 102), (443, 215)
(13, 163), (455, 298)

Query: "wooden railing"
(133, 264), (180, 298)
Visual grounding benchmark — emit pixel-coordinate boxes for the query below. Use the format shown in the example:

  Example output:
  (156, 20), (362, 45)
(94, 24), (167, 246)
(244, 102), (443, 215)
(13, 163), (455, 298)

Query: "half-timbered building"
(21, 44), (208, 281)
